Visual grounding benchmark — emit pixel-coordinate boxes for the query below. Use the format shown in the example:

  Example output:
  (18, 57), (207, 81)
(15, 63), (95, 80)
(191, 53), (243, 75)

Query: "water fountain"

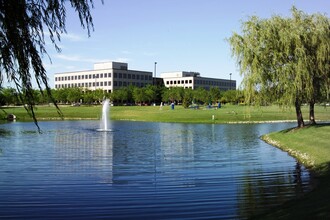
(97, 99), (111, 131)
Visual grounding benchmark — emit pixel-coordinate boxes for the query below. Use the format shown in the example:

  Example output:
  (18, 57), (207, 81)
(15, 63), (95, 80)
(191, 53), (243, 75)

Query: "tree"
(83, 91), (94, 105)
(162, 87), (183, 103)
(110, 88), (129, 104)
(144, 85), (157, 104)
(182, 88), (193, 108)
(0, 87), (17, 106)
(0, 0), (100, 130)
(193, 87), (209, 104)
(133, 87), (146, 105)
(210, 87), (221, 104)
(67, 87), (82, 104)
(221, 90), (239, 104)
(229, 7), (330, 127)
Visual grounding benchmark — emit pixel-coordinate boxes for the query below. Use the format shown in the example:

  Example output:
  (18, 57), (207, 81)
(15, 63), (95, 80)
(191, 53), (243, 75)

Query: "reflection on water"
(0, 121), (311, 219)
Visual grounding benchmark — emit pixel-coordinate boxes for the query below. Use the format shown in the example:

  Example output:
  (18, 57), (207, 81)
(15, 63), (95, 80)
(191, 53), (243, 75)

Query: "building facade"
(54, 62), (236, 92)
(161, 71), (236, 91)
(54, 62), (153, 93)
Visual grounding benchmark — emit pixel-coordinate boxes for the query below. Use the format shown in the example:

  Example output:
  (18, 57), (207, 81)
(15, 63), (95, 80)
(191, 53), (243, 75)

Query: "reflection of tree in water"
(237, 164), (307, 218)
(293, 162), (306, 196)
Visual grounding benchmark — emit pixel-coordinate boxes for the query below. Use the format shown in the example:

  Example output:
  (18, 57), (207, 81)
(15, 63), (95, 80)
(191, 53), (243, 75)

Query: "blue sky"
(42, 0), (330, 88)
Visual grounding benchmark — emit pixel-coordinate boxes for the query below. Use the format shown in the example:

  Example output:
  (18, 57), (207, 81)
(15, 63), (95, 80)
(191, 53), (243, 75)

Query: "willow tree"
(229, 7), (330, 127)
(0, 0), (100, 130)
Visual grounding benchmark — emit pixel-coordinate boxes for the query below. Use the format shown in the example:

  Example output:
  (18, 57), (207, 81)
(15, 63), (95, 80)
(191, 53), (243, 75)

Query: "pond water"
(0, 121), (311, 219)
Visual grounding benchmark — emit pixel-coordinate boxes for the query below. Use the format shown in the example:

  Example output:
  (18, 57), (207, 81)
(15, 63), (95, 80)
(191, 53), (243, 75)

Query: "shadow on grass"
(278, 122), (330, 134)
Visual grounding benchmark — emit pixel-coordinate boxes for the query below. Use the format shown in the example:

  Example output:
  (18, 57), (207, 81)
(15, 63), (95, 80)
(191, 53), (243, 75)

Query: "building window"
(166, 81), (169, 85)
(119, 73), (122, 78)
(189, 80), (192, 84)
(104, 82), (107, 86)
(114, 73), (117, 78)
(108, 73), (111, 77)
(128, 74), (131, 79)
(100, 73), (103, 78)
(132, 74), (135, 79)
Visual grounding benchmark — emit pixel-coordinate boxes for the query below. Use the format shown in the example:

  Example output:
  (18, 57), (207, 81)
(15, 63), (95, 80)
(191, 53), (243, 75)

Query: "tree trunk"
(295, 98), (305, 128)
(309, 98), (316, 125)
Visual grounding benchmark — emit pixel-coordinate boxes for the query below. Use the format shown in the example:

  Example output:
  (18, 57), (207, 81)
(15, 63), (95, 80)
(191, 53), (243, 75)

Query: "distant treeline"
(0, 86), (243, 107)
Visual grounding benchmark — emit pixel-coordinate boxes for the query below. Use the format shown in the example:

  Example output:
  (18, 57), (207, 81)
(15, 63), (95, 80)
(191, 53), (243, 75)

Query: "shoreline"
(256, 124), (330, 219)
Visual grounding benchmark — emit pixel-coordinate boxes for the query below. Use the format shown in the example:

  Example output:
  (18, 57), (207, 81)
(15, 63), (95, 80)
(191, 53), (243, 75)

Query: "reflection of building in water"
(158, 123), (195, 164)
(54, 131), (113, 183)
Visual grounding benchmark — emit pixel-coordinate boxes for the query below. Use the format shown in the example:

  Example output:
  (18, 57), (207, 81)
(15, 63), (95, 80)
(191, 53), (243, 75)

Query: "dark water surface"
(0, 121), (311, 219)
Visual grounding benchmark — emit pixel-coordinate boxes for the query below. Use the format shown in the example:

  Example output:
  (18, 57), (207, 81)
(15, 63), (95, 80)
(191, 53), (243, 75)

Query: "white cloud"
(121, 50), (132, 55)
(143, 51), (157, 56)
(55, 54), (107, 63)
(61, 33), (87, 42)
(113, 57), (131, 63)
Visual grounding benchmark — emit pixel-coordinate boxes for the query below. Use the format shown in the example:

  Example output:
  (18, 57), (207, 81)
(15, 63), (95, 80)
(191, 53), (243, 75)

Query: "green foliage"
(209, 87), (221, 103)
(67, 87), (82, 103)
(229, 7), (330, 127)
(182, 88), (193, 108)
(0, 0), (99, 129)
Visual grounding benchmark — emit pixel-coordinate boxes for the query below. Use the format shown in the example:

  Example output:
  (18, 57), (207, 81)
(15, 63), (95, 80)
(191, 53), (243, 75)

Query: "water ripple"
(0, 121), (312, 219)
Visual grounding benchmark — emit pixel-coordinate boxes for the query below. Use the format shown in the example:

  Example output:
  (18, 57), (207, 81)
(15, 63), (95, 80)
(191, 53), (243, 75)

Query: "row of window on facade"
(55, 81), (151, 89)
(55, 73), (152, 81)
(165, 79), (234, 87)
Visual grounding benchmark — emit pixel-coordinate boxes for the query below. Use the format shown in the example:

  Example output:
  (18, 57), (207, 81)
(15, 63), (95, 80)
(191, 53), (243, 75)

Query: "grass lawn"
(1, 104), (329, 124)
(258, 125), (330, 219)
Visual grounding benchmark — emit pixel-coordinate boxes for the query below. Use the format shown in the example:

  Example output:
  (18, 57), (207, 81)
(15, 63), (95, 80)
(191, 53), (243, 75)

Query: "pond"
(0, 121), (311, 219)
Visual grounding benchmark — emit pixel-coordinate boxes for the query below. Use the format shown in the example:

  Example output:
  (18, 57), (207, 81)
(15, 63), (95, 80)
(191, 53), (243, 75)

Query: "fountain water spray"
(97, 99), (111, 131)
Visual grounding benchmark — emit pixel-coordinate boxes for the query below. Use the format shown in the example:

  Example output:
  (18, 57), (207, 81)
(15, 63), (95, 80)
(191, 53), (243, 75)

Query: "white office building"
(161, 71), (236, 91)
(54, 62), (153, 93)
(54, 62), (236, 92)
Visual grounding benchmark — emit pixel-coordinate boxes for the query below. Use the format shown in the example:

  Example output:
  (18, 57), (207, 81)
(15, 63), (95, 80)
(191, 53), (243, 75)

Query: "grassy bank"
(259, 125), (330, 219)
(1, 104), (329, 124)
